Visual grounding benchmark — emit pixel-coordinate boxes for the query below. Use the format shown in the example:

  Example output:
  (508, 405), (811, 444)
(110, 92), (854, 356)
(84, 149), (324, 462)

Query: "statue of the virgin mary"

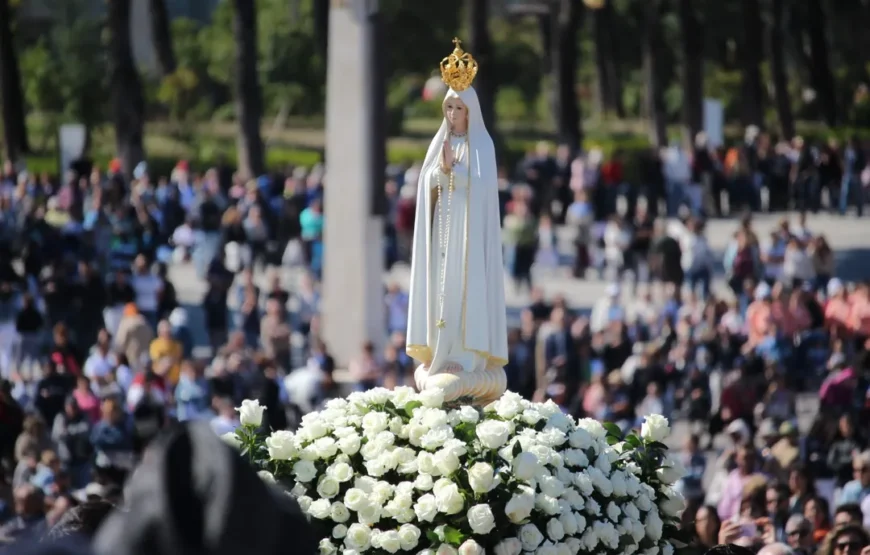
(406, 38), (508, 404)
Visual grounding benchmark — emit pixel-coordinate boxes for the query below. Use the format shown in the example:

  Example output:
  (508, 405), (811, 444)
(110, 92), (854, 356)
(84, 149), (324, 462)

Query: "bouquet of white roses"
(226, 388), (688, 555)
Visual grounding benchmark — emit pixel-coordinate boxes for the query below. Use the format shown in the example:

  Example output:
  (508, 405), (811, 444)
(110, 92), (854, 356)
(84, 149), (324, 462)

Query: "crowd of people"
(0, 126), (869, 554)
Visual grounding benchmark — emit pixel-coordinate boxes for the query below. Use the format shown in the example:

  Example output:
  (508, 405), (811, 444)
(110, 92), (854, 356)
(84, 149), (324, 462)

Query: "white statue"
(406, 38), (508, 405)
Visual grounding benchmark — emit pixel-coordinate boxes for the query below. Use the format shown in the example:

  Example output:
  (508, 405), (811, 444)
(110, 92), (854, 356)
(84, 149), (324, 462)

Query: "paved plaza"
(168, 213), (869, 454)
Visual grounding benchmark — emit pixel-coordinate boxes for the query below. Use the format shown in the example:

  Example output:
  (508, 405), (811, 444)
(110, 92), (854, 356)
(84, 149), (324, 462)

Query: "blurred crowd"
(0, 124), (869, 553)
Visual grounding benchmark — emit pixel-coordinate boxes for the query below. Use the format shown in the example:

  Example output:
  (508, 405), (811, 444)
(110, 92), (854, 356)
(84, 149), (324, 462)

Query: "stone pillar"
(322, 0), (386, 367)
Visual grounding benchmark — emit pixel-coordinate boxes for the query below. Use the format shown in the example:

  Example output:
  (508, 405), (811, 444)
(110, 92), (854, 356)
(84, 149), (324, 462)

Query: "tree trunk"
(468, 0), (497, 140)
(643, 0), (667, 147)
(806, 0), (837, 126)
(232, 0), (265, 179)
(0, 0), (29, 163)
(551, 0), (583, 152)
(740, 0), (765, 128)
(149, 0), (176, 77)
(314, 0), (329, 61)
(593, 2), (624, 118)
(107, 0), (145, 179)
(538, 13), (552, 74)
(769, 0), (795, 139)
(678, 0), (703, 141)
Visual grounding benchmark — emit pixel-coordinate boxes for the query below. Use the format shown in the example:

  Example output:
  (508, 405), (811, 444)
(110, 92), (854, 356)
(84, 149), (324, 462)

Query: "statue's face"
(444, 97), (468, 132)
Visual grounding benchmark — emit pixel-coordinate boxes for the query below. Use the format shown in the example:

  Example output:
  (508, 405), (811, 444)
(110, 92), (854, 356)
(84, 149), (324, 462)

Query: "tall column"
(322, 0), (386, 367)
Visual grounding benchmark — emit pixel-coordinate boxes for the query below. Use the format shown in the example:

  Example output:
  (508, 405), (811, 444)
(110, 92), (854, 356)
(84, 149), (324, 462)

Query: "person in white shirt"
(782, 237), (815, 286)
(663, 143), (692, 216)
(591, 283), (625, 333)
(791, 211), (813, 247)
(603, 216), (631, 281)
(680, 219), (714, 300)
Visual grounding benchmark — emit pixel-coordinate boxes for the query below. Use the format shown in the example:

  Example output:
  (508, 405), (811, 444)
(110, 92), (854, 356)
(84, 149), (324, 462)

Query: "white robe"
(406, 87), (509, 374)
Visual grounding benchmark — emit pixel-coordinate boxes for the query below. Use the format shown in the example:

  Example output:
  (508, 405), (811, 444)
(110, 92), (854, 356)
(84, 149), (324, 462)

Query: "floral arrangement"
(226, 388), (688, 555)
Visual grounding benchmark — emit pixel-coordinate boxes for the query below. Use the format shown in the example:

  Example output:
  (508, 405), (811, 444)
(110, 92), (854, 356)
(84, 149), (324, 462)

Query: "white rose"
(377, 531), (401, 554)
(419, 389), (445, 408)
(458, 539), (484, 555)
(434, 449), (461, 475)
(391, 386), (415, 408)
(417, 452), (437, 475)
(343, 488), (368, 511)
(441, 438), (469, 458)
(519, 524), (545, 552)
(418, 550), (435, 555)
(623, 502), (641, 521)
(539, 475), (566, 498)
(331, 502), (351, 523)
(567, 428), (593, 450)
(434, 481), (464, 515)
(415, 473), (434, 491)
(659, 487), (687, 517)
(362, 412), (390, 434)
(291, 483), (307, 497)
(308, 499), (332, 519)
(642, 549), (659, 555)
(505, 486), (536, 523)
(574, 513), (587, 534)
(421, 425), (454, 450)
(635, 492), (652, 511)
(354, 476), (377, 492)
(414, 493), (438, 522)
(317, 476), (341, 499)
(356, 503), (382, 525)
(585, 499), (601, 516)
(476, 420), (510, 449)
(467, 462), (495, 494)
(333, 524), (348, 539)
(371, 482), (396, 505)
(258, 470), (276, 484)
(606, 502), (621, 522)
(546, 518), (566, 541)
(559, 512), (578, 535)
(301, 418), (328, 440)
(494, 538), (522, 555)
(397, 524), (422, 550)
(662, 543), (674, 555)
(554, 542), (571, 555)
(265, 430), (296, 460)
(236, 399), (266, 427)
(536, 542), (558, 555)
(645, 509), (664, 541)
(327, 462), (354, 483)
(220, 432), (241, 449)
(364, 456), (390, 477)
(421, 408), (449, 429)
(288, 461), (315, 484)
(345, 523), (372, 551)
(467, 503), (496, 534)
(435, 545), (458, 555)
(656, 454), (687, 485)
(338, 434), (362, 456)
(320, 539), (338, 555)
(538, 428), (567, 448)
(640, 414), (670, 443)
(536, 493), (561, 516)
(458, 405), (480, 423)
(513, 452), (541, 481)
(564, 538), (582, 555)
(494, 392), (524, 419)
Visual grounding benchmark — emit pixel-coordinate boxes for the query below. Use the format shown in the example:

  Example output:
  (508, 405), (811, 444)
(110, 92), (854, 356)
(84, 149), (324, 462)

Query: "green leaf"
(649, 441), (669, 451)
(624, 434), (641, 448)
(606, 435), (620, 445)
(603, 422), (622, 438)
(533, 420), (547, 432)
(512, 441), (523, 458)
(426, 530), (440, 544)
(442, 526), (465, 545)
(404, 401), (423, 418)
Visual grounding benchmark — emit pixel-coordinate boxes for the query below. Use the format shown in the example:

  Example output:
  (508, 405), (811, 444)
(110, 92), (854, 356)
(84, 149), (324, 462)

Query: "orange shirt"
(825, 298), (852, 330)
(848, 297), (870, 336)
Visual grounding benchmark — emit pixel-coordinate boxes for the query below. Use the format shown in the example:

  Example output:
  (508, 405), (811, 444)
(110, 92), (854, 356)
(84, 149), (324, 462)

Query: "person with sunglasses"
(820, 524), (870, 555)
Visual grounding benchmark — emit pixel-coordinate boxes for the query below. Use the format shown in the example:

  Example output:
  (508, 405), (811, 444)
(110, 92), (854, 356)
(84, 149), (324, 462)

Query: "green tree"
(0, 0), (29, 161)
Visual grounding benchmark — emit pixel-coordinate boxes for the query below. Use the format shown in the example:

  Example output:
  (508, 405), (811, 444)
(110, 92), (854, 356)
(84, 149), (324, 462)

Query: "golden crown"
(440, 38), (478, 92)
